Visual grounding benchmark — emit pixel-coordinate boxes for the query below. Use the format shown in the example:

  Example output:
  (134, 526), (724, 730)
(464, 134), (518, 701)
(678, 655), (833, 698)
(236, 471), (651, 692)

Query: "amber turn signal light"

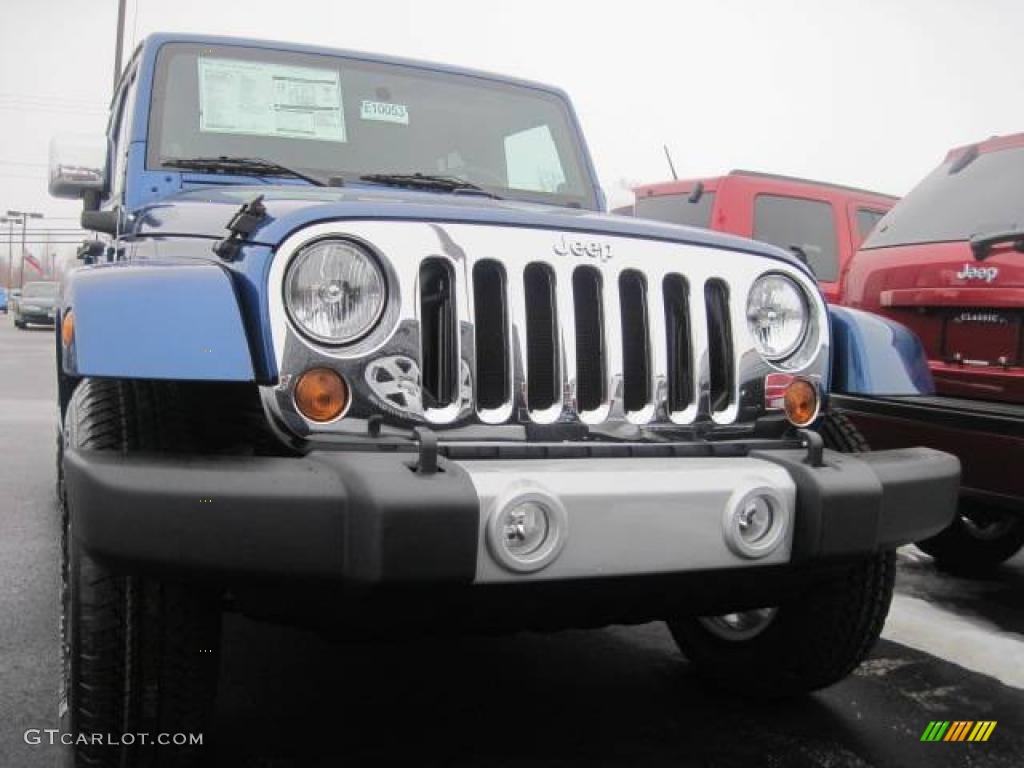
(783, 378), (820, 428)
(294, 367), (349, 423)
(61, 311), (75, 347)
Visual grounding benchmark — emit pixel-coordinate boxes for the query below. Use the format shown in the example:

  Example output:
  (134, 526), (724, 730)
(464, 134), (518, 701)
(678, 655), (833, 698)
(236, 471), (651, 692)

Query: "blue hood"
(132, 184), (805, 270)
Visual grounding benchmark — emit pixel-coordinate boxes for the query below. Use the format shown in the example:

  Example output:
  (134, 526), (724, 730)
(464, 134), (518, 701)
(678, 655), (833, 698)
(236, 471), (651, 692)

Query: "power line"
(0, 104), (107, 116)
(0, 91), (105, 106)
(0, 95), (105, 108)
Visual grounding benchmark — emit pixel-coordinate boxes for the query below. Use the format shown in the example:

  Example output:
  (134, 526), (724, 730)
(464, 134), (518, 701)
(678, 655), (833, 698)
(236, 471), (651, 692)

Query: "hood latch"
(214, 194), (268, 261)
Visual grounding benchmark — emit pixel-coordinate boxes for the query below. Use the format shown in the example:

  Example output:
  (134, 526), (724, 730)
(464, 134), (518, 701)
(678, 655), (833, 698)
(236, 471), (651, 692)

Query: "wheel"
(915, 500), (1024, 572)
(60, 379), (221, 767)
(14, 318), (25, 329)
(667, 411), (891, 696)
(668, 551), (895, 696)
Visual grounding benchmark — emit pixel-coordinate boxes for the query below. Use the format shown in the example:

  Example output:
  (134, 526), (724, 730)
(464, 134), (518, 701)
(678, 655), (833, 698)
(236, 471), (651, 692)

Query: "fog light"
(294, 367), (349, 423)
(723, 487), (789, 559)
(737, 496), (773, 544)
(502, 501), (550, 557)
(487, 488), (567, 573)
(783, 377), (820, 427)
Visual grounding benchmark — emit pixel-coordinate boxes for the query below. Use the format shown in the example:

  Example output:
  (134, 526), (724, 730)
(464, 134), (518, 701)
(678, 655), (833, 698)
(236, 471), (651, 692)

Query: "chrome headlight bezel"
(284, 238), (388, 346)
(746, 273), (812, 364)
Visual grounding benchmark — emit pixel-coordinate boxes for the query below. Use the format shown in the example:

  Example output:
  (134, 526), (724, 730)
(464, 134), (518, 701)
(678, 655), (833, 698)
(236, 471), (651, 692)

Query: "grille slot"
(419, 259), (457, 409)
(523, 263), (560, 411)
(573, 267), (605, 413)
(704, 279), (734, 413)
(472, 261), (509, 410)
(663, 274), (693, 412)
(619, 270), (650, 413)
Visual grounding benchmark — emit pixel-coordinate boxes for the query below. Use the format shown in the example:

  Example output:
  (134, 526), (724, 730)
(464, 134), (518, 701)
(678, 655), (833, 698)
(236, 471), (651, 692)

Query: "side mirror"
(49, 134), (107, 200)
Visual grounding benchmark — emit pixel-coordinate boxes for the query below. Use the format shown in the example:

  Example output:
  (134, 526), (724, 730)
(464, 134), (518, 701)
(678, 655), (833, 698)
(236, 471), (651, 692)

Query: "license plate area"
(943, 309), (1021, 365)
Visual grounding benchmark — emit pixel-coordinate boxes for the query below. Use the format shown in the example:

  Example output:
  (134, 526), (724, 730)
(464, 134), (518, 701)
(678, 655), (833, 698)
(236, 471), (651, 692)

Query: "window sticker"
(198, 57), (346, 142)
(360, 100), (409, 125)
(504, 124), (566, 193)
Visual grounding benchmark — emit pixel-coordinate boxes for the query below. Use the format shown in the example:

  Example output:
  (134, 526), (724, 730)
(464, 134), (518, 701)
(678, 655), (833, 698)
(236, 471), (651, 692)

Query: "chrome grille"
(264, 221), (830, 439)
(572, 267), (605, 413)
(459, 262), (733, 425)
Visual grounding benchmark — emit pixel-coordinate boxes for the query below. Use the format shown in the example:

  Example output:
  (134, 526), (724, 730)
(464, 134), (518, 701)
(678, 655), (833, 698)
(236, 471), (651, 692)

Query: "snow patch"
(882, 594), (1024, 689)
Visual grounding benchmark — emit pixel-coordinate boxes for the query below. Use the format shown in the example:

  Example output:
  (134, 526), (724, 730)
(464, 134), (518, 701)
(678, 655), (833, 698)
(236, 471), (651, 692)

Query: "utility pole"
(6, 211), (44, 288)
(0, 217), (14, 289)
(113, 0), (127, 92)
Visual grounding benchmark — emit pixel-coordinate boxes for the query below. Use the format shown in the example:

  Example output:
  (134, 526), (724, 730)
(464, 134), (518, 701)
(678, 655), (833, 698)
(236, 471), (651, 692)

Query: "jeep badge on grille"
(553, 234), (612, 262)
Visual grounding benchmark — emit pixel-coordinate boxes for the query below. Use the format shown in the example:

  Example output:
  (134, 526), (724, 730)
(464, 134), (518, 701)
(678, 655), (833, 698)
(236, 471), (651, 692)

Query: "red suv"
(622, 170), (897, 302)
(839, 134), (1024, 569)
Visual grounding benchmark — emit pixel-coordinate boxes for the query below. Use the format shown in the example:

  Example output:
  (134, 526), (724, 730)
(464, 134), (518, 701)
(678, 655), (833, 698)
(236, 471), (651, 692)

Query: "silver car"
(13, 281), (58, 329)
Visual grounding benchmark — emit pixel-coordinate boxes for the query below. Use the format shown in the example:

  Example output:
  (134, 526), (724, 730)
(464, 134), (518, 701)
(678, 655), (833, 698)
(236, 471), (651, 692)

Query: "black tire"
(667, 411), (890, 696)
(668, 551), (895, 696)
(60, 379), (221, 767)
(915, 501), (1024, 572)
(819, 410), (870, 453)
(14, 318), (25, 329)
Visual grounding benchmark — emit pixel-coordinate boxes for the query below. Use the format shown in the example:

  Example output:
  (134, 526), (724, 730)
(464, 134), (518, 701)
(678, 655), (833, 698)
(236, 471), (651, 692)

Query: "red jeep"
(626, 165), (1024, 569)
(839, 134), (1024, 569)
(623, 170), (897, 302)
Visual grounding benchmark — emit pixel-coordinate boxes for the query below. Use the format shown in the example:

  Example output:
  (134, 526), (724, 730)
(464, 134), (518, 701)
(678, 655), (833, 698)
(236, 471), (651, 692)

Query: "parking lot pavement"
(1, 319), (1022, 767)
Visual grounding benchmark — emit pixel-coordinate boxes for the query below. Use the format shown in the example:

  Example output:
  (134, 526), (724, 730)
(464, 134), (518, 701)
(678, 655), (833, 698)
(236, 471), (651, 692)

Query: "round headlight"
(746, 274), (809, 360)
(285, 240), (386, 344)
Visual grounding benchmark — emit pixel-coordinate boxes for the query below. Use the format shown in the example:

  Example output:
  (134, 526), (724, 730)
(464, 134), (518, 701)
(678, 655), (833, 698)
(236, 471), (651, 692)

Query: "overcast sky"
(2, 0), (1023, 225)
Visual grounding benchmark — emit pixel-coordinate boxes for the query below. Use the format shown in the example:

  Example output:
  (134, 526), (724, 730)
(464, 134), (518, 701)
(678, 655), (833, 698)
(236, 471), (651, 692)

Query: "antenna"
(663, 145), (679, 181)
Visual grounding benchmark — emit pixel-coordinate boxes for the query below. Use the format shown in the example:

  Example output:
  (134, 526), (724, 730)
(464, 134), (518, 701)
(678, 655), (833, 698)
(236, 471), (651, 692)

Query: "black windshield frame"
(146, 42), (598, 210)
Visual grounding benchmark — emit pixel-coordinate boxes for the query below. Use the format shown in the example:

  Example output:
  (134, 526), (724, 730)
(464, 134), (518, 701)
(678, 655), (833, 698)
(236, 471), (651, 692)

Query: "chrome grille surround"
(261, 221), (829, 441)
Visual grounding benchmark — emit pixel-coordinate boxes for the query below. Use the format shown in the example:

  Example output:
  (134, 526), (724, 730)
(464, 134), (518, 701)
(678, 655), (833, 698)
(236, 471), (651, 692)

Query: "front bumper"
(833, 393), (1023, 507)
(18, 308), (56, 324)
(64, 442), (960, 585)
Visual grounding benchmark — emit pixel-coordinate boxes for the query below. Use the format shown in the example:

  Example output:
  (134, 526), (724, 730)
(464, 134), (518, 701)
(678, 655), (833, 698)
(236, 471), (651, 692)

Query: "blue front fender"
(62, 262), (255, 382)
(829, 306), (934, 396)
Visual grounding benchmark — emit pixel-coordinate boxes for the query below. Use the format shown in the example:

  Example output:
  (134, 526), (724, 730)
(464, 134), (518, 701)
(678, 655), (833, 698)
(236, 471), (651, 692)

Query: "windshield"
(148, 43), (596, 208)
(862, 145), (1024, 249)
(22, 282), (57, 298)
(633, 192), (716, 228)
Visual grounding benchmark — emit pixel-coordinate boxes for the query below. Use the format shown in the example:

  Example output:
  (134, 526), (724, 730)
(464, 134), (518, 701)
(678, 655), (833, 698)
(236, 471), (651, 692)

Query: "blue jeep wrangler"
(51, 33), (958, 765)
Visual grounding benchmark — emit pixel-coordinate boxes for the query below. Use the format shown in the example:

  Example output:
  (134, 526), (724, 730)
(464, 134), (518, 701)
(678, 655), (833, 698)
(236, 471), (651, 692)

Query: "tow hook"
(797, 429), (825, 467)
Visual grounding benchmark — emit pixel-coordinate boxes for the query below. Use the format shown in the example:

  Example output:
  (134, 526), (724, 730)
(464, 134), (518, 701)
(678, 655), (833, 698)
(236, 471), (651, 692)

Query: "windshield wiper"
(161, 156), (328, 187)
(359, 172), (501, 199)
(969, 228), (1024, 260)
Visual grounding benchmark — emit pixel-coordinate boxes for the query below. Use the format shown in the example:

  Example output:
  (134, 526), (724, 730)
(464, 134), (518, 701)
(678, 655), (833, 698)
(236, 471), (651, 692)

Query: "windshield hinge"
(214, 194), (268, 261)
